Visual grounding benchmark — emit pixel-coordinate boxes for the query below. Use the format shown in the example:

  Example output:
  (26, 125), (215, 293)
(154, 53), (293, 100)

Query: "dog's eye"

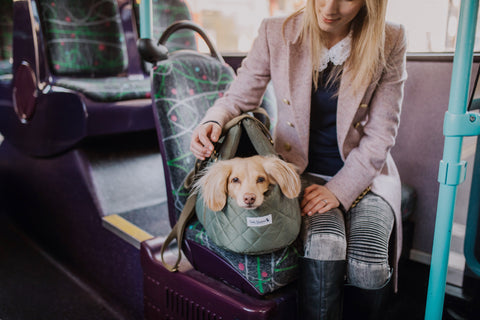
(231, 177), (240, 183)
(257, 176), (266, 183)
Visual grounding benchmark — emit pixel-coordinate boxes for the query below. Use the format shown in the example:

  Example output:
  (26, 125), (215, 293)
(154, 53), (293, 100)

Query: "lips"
(322, 16), (340, 24)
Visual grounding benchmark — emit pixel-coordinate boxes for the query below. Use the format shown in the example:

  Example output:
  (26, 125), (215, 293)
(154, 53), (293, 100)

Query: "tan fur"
(195, 155), (301, 212)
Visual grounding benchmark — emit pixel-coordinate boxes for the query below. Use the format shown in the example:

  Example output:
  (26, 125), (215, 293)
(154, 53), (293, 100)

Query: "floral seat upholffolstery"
(152, 24), (300, 296)
(38, 0), (150, 102)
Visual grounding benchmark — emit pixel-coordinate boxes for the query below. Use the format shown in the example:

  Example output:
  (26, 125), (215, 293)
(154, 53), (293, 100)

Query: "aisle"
(0, 213), (131, 320)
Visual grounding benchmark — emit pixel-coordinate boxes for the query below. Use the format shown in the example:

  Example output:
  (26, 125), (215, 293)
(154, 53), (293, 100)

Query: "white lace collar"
(318, 33), (352, 72)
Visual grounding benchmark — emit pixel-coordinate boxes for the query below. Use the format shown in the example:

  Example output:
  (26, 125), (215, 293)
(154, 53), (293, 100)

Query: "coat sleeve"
(325, 24), (408, 210)
(200, 18), (273, 126)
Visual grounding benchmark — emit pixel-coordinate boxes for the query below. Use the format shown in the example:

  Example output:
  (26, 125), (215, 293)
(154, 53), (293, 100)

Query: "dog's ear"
(263, 157), (301, 199)
(195, 161), (231, 211)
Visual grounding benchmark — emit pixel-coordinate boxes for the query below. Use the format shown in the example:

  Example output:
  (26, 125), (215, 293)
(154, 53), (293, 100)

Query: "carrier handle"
(223, 108), (271, 134)
(158, 20), (225, 64)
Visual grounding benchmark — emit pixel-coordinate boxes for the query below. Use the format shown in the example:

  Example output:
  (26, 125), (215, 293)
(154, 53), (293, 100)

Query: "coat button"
(284, 143), (292, 151)
(360, 103), (368, 108)
(282, 98), (291, 106)
(353, 122), (361, 129)
(287, 121), (295, 128)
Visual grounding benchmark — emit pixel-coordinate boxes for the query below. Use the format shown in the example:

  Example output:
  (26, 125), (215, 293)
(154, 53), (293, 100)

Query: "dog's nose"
(243, 193), (256, 205)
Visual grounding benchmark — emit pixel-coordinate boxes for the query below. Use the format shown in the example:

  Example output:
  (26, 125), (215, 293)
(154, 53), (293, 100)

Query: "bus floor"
(0, 210), (448, 320)
(0, 212), (133, 320)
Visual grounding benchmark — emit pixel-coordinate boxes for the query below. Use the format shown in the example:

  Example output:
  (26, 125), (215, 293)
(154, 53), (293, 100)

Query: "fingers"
(190, 122), (222, 160)
(210, 124), (221, 143)
(301, 184), (340, 216)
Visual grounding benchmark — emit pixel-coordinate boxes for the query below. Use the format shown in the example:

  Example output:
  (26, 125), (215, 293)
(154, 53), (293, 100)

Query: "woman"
(191, 0), (407, 318)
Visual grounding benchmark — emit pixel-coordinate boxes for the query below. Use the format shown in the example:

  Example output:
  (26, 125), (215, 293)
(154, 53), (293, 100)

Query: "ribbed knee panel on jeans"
(302, 193), (394, 289)
(303, 208), (346, 260)
(346, 193), (394, 289)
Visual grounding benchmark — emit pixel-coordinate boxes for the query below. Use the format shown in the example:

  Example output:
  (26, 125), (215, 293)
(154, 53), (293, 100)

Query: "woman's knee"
(347, 259), (391, 289)
(304, 234), (346, 260)
(302, 208), (346, 260)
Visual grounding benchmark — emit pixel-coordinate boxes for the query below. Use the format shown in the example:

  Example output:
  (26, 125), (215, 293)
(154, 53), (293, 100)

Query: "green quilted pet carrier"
(161, 110), (301, 271)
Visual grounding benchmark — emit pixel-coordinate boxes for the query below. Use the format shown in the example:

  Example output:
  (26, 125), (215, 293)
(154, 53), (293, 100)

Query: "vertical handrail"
(425, 0), (479, 319)
(139, 0), (153, 39)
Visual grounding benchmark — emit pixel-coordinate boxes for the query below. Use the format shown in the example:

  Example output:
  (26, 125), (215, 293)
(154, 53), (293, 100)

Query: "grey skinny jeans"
(301, 175), (395, 289)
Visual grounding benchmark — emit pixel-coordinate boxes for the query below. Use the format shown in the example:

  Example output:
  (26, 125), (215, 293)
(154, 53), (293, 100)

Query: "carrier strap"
(159, 193), (197, 272)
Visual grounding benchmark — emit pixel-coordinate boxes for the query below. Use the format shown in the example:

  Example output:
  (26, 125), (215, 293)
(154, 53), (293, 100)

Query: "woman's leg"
(345, 193), (394, 288)
(299, 208), (347, 320)
(301, 173), (347, 261)
(343, 193), (395, 320)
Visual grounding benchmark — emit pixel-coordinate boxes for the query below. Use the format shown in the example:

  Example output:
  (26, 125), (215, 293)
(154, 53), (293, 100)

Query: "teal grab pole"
(139, 0), (153, 39)
(425, 0), (479, 319)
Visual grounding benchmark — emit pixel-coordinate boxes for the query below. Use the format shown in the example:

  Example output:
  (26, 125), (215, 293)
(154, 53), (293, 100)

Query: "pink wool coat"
(201, 13), (408, 287)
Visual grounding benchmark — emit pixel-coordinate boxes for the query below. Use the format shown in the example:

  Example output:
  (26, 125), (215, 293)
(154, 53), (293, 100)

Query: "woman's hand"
(301, 184), (340, 216)
(190, 122), (222, 160)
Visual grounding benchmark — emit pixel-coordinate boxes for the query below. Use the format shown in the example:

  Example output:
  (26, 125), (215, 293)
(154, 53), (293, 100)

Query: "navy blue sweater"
(306, 66), (344, 176)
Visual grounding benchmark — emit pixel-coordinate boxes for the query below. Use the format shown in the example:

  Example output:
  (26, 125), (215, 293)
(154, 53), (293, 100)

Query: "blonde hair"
(283, 0), (387, 92)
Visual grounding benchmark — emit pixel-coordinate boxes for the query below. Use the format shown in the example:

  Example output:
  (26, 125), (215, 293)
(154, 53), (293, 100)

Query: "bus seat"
(133, 0), (197, 73)
(38, 0), (149, 101)
(151, 0), (196, 51)
(0, 0), (13, 90)
(150, 21), (300, 297)
(0, 0), (155, 157)
(140, 21), (300, 318)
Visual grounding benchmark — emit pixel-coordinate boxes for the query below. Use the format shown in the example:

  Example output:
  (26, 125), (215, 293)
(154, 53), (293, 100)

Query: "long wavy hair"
(283, 0), (387, 92)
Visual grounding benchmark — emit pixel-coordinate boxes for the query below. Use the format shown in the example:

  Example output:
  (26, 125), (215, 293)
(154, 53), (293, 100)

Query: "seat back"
(133, 0), (196, 52)
(152, 0), (196, 51)
(150, 21), (299, 297)
(0, 0), (13, 77)
(152, 23), (233, 224)
(37, 0), (128, 76)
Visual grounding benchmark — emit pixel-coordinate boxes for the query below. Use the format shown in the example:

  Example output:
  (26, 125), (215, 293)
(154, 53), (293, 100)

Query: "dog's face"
(226, 157), (272, 209)
(196, 155), (301, 212)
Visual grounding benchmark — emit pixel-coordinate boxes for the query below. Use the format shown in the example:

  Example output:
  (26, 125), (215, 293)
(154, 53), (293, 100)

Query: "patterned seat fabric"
(37, 0), (151, 102)
(38, 0), (128, 76)
(0, 0), (13, 79)
(134, 0), (196, 51)
(152, 0), (196, 50)
(56, 77), (150, 101)
(153, 51), (300, 295)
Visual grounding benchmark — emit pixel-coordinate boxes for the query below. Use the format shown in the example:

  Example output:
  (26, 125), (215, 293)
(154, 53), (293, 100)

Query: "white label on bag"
(247, 214), (273, 227)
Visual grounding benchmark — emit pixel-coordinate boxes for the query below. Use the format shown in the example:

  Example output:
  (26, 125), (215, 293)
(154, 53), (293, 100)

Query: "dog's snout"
(243, 193), (256, 205)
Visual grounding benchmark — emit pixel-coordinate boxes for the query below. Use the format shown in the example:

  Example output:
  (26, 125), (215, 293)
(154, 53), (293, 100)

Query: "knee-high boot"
(298, 257), (346, 320)
(343, 275), (392, 320)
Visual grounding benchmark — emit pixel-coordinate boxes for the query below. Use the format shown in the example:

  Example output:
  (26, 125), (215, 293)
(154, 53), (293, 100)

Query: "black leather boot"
(297, 257), (346, 320)
(343, 276), (393, 320)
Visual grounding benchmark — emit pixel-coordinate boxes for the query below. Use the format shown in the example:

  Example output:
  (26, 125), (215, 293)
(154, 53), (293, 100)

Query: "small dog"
(195, 155), (301, 211)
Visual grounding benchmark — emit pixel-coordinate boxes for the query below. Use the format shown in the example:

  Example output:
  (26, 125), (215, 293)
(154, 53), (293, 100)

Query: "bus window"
(189, 0), (305, 54)
(387, 0), (459, 52)
(187, 0), (479, 54)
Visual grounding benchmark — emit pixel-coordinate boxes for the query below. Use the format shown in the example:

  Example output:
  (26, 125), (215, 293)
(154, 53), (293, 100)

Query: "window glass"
(189, 0), (305, 53)
(386, 0), (458, 52)
(188, 0), (476, 54)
